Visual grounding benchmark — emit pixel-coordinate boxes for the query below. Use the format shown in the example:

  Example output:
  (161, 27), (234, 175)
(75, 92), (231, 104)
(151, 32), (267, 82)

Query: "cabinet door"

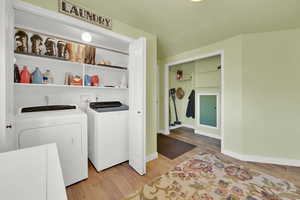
(19, 123), (83, 186)
(0, 144), (67, 200)
(0, 147), (47, 200)
(128, 38), (146, 175)
(0, 0), (15, 153)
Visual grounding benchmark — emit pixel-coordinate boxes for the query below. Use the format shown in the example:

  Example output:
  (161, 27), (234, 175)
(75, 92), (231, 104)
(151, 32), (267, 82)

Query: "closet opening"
(164, 51), (224, 142)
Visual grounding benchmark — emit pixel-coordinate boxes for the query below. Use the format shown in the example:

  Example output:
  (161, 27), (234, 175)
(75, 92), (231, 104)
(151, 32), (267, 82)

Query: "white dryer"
(15, 105), (88, 186)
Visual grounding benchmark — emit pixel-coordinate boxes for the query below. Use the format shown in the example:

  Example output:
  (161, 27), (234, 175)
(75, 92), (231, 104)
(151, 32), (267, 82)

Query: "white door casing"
(0, 0), (15, 153)
(128, 38), (146, 175)
(0, 0), (6, 151)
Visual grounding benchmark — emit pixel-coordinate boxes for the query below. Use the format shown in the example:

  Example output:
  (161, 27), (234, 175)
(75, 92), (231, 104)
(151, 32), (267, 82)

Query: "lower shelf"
(14, 83), (128, 90)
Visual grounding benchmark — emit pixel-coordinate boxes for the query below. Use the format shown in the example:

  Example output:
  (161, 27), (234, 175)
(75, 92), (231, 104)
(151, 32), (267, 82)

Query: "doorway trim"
(164, 50), (224, 145)
(0, 0), (8, 151)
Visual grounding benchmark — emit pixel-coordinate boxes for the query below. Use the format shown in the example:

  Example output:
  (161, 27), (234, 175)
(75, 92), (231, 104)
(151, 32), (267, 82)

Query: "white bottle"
(44, 70), (54, 84)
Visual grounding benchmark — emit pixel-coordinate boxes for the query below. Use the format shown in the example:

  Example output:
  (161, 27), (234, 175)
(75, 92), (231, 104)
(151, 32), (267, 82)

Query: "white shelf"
(14, 52), (84, 67)
(83, 86), (128, 90)
(14, 83), (81, 88)
(85, 63), (127, 71)
(15, 52), (128, 89)
(15, 53), (127, 70)
(14, 83), (128, 90)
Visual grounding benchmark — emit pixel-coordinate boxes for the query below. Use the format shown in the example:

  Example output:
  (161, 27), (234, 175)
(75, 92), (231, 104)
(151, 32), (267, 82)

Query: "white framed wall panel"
(196, 92), (220, 130)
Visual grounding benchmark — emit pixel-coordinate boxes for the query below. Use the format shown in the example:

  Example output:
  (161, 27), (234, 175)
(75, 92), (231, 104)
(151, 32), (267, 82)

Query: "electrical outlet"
(80, 94), (96, 111)
(80, 94), (95, 103)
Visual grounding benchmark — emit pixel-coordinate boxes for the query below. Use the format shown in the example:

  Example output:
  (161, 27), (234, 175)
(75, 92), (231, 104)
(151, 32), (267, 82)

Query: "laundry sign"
(59, 0), (112, 30)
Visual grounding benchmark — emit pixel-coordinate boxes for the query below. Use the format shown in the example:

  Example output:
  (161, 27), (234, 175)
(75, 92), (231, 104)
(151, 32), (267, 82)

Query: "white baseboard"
(161, 125), (221, 141)
(169, 124), (183, 130)
(146, 152), (158, 162)
(195, 130), (221, 140)
(181, 124), (195, 129)
(158, 129), (169, 135)
(222, 149), (300, 167)
(169, 124), (194, 130)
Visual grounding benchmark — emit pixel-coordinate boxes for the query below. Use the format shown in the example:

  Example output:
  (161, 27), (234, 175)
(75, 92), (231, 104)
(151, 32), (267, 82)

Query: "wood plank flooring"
(66, 127), (300, 200)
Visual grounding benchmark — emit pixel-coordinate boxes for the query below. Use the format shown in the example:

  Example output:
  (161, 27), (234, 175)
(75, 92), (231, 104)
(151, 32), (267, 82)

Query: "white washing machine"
(15, 105), (88, 186)
(87, 101), (129, 172)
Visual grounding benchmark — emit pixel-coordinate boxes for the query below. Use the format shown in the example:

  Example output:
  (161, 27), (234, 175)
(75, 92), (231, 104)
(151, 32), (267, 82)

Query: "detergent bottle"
(43, 69), (54, 84)
(20, 66), (30, 83)
(84, 74), (91, 86)
(14, 64), (20, 83)
(31, 67), (43, 84)
(91, 75), (99, 87)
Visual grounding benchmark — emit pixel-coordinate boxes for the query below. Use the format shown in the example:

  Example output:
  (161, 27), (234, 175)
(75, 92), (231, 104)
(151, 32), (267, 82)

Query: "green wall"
(160, 28), (300, 161)
(21, 0), (158, 156)
(242, 28), (300, 160)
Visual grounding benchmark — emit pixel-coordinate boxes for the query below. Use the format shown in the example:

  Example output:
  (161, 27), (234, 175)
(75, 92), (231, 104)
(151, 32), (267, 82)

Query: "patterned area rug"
(125, 152), (300, 200)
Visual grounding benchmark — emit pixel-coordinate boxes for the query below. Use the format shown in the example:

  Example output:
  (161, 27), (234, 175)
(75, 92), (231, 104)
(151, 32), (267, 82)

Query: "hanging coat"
(186, 90), (195, 118)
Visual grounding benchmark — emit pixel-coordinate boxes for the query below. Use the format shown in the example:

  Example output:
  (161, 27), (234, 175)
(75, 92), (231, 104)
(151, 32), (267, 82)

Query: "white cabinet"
(0, 144), (67, 200)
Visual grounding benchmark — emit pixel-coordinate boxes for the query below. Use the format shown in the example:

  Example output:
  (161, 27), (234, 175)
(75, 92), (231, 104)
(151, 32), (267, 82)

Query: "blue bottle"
(31, 67), (43, 84)
(84, 74), (91, 86)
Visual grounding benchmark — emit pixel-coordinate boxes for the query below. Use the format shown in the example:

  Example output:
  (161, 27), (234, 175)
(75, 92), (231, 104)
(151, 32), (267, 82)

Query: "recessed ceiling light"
(190, 0), (204, 2)
(81, 32), (92, 43)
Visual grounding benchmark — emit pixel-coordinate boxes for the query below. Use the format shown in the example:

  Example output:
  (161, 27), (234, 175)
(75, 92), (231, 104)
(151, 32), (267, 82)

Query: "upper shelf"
(85, 63), (127, 71)
(14, 83), (128, 90)
(15, 52), (128, 70)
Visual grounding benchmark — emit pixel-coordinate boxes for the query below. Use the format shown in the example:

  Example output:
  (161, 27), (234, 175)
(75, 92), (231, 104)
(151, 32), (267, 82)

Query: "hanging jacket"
(186, 90), (195, 118)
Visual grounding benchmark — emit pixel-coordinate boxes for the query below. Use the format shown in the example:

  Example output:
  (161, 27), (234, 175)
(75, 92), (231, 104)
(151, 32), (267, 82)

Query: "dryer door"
(19, 123), (83, 186)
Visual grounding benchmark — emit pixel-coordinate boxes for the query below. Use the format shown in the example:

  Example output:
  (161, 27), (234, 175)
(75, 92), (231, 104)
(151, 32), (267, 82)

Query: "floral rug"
(125, 152), (300, 200)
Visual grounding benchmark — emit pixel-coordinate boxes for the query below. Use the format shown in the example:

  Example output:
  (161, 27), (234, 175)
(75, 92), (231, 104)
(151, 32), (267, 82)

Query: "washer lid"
(16, 105), (84, 120)
(89, 101), (122, 109)
(21, 105), (77, 113)
(93, 104), (129, 113)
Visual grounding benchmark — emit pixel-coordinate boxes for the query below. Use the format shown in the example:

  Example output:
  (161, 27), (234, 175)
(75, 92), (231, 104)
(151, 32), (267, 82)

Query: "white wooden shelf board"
(14, 53), (83, 67)
(14, 83), (128, 90)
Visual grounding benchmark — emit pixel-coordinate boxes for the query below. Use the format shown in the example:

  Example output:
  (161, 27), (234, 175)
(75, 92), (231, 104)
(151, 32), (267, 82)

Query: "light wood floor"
(66, 127), (300, 200)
